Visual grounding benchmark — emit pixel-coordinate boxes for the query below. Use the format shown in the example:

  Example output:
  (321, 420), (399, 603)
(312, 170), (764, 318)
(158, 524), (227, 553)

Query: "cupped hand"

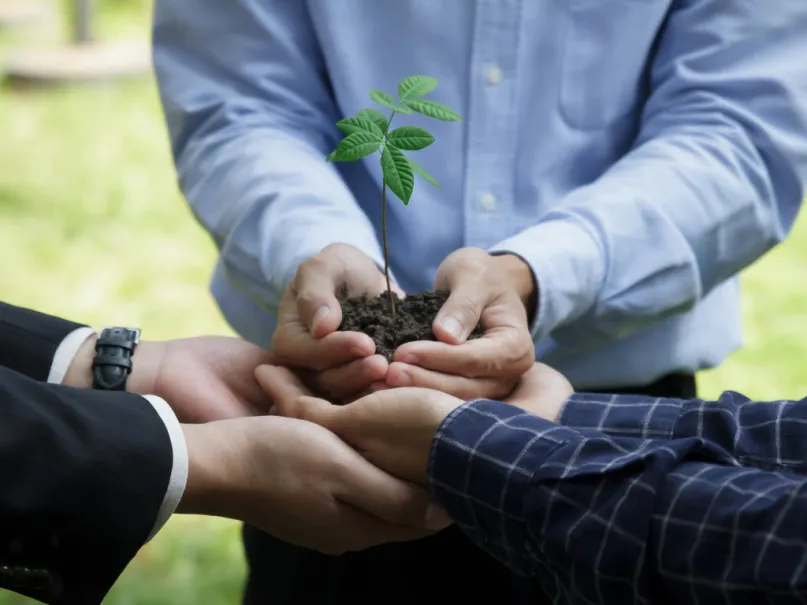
(383, 248), (535, 400)
(255, 362), (573, 486)
(128, 336), (275, 423)
(180, 414), (451, 555)
(271, 243), (404, 402)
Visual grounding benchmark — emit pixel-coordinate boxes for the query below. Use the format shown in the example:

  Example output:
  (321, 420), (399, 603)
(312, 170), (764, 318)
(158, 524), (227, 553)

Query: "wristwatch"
(92, 327), (141, 391)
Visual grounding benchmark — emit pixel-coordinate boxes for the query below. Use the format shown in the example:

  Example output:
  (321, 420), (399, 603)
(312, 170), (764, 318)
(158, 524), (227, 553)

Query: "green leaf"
(407, 156), (441, 189)
(326, 131), (382, 162)
(336, 116), (383, 137)
(404, 99), (462, 121)
(369, 89), (396, 109)
(397, 75), (438, 102)
(381, 146), (415, 204)
(369, 89), (413, 114)
(386, 126), (435, 151)
(356, 108), (389, 134)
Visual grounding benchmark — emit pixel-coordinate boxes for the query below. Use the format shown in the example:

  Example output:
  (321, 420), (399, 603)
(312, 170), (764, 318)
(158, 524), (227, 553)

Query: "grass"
(1, 2), (806, 604)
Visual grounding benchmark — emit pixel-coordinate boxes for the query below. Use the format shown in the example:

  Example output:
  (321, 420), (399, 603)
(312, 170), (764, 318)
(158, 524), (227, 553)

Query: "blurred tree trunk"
(72, 0), (93, 43)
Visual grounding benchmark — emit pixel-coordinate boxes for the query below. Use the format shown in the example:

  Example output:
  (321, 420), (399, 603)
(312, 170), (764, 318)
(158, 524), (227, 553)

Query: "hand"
(256, 362), (573, 486)
(271, 243), (404, 402)
(384, 248), (536, 401)
(178, 414), (451, 555)
(65, 334), (275, 422)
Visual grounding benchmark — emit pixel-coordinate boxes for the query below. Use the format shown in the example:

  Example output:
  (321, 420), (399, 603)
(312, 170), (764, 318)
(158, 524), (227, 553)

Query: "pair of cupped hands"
(154, 244), (572, 554)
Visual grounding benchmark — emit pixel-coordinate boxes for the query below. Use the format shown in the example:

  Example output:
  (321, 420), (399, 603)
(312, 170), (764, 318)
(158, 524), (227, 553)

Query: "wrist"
(125, 340), (167, 396)
(177, 421), (242, 518)
(62, 333), (167, 395)
(489, 253), (538, 318)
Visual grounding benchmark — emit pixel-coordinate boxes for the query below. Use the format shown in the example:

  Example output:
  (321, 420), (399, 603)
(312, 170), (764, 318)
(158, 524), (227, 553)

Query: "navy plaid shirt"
(427, 392), (807, 604)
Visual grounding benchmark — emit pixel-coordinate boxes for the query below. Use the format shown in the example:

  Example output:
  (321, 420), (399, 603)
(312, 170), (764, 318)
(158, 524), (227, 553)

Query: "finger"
(432, 250), (491, 344)
(272, 326), (376, 372)
(254, 365), (315, 417)
(505, 363), (574, 421)
(313, 355), (389, 401)
(390, 282), (407, 299)
(394, 329), (534, 379)
(292, 394), (345, 426)
(293, 254), (347, 337)
(369, 380), (392, 392)
(431, 283), (490, 345)
(385, 362), (517, 401)
(333, 449), (453, 531)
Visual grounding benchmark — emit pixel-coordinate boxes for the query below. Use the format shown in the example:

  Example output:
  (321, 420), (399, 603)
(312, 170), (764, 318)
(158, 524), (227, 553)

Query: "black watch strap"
(92, 327), (141, 391)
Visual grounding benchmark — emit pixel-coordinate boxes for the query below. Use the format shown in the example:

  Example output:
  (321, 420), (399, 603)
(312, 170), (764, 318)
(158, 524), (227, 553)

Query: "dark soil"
(338, 288), (483, 362)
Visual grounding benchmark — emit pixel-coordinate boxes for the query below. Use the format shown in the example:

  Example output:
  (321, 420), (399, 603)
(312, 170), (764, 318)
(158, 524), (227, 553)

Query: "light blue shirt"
(153, 0), (807, 389)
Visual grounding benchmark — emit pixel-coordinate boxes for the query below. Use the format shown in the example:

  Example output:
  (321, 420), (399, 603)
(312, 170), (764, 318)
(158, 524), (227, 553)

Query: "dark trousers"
(242, 373), (696, 605)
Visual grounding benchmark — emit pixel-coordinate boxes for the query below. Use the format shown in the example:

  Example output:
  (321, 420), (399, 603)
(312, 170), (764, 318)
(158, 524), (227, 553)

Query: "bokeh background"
(1, 1), (805, 603)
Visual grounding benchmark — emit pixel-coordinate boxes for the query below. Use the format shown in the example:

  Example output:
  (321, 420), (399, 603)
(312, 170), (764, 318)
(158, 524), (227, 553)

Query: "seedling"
(326, 74), (462, 314)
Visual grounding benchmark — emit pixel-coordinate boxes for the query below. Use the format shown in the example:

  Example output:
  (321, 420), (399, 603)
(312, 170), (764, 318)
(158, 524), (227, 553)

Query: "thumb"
(432, 284), (485, 344)
(294, 256), (345, 338)
(291, 395), (351, 438)
(504, 363), (574, 422)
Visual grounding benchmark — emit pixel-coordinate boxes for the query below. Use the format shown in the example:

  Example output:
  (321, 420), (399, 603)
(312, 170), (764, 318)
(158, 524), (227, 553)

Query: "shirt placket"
(463, 0), (522, 250)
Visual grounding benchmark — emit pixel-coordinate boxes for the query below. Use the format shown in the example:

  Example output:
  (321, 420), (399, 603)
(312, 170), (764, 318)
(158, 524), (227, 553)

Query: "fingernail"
(424, 504), (452, 530)
(399, 353), (417, 364)
(440, 316), (464, 341)
(389, 368), (411, 386)
(311, 306), (330, 331)
(350, 345), (372, 357)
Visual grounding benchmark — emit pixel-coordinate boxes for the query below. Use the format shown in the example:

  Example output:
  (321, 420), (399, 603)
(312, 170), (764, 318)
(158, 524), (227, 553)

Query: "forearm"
(427, 398), (695, 591)
(175, 133), (385, 308)
(0, 368), (177, 603)
(0, 301), (91, 382)
(561, 390), (807, 475)
(651, 461), (807, 602)
(490, 2), (807, 346)
(428, 398), (807, 602)
(153, 0), (384, 311)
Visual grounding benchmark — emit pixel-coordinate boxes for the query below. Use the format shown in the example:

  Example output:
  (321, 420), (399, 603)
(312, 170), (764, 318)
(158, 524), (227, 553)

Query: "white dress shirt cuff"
(46, 326), (97, 384)
(142, 394), (189, 542)
(48, 329), (188, 542)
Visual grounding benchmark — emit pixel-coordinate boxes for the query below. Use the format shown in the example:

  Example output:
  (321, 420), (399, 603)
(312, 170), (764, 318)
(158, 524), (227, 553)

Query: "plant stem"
(381, 182), (395, 315)
(381, 110), (397, 315)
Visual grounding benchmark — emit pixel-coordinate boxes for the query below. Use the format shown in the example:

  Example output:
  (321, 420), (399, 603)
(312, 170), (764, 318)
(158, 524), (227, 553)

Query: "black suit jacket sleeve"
(0, 366), (174, 605)
(0, 302), (88, 381)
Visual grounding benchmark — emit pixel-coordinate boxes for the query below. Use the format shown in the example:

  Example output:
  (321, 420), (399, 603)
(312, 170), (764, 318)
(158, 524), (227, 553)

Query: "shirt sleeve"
(428, 398), (807, 603)
(141, 395), (188, 541)
(489, 2), (807, 347)
(561, 391), (807, 475)
(51, 333), (188, 541)
(152, 0), (385, 313)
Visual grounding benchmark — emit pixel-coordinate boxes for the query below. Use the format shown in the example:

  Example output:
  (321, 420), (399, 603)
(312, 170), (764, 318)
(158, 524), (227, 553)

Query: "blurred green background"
(1, 1), (805, 603)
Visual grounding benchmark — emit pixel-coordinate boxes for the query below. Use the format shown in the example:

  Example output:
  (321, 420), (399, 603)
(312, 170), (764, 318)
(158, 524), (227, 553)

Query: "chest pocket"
(559, 0), (669, 130)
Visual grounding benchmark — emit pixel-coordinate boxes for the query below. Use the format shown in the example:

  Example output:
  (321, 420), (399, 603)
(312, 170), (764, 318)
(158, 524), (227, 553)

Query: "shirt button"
(479, 191), (498, 212)
(485, 65), (503, 85)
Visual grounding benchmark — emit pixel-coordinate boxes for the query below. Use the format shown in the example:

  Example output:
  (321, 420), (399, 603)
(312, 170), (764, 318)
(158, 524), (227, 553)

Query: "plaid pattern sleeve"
(561, 391), (807, 474)
(428, 398), (807, 604)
